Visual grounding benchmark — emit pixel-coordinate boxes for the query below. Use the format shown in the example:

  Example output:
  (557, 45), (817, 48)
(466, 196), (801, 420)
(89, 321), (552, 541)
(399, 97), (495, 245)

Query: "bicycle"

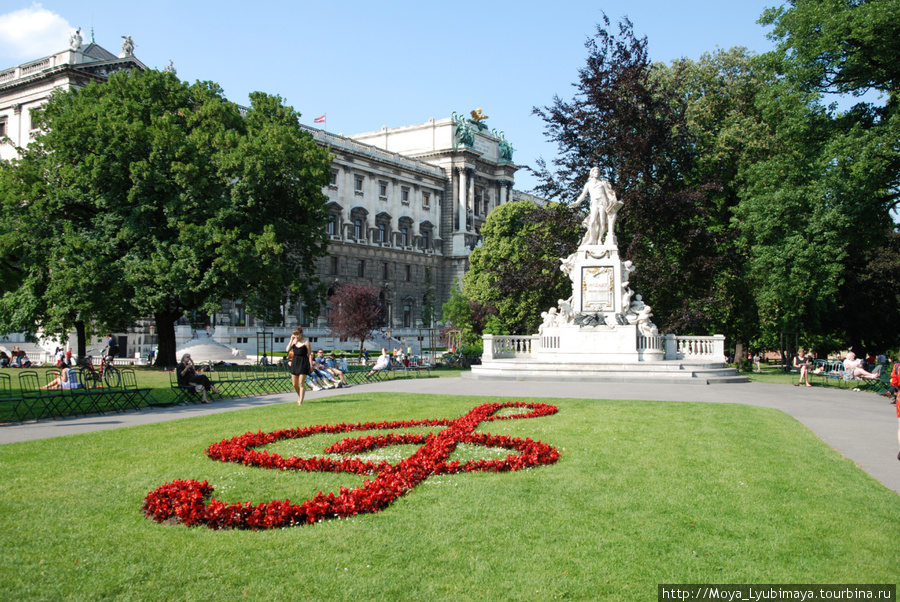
(78, 355), (121, 388)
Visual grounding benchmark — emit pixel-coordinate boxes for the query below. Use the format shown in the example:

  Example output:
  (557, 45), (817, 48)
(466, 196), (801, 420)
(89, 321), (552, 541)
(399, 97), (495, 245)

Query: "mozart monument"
(468, 169), (741, 384)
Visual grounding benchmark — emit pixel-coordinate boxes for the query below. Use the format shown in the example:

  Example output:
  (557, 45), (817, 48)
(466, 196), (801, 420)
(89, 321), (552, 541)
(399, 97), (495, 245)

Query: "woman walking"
(287, 326), (313, 406)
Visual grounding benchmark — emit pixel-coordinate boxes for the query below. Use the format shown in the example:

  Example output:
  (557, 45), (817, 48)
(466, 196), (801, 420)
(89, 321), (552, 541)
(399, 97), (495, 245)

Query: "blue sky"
(0, 1), (779, 191)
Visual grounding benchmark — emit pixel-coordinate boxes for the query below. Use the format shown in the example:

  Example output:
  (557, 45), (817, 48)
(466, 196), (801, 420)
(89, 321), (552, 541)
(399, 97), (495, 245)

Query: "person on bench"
(177, 353), (221, 404)
(41, 367), (84, 390)
(366, 348), (391, 378)
(843, 352), (880, 380)
(793, 348), (812, 387)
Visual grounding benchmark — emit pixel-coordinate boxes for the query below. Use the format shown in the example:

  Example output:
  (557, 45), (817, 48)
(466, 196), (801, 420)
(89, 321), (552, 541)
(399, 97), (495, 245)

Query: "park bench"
(16, 369), (137, 420)
(168, 364), (294, 405)
(119, 368), (155, 410)
(0, 372), (24, 423)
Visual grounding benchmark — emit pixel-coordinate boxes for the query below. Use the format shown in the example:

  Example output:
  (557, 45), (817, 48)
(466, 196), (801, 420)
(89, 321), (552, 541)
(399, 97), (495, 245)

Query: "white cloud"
(0, 4), (73, 63)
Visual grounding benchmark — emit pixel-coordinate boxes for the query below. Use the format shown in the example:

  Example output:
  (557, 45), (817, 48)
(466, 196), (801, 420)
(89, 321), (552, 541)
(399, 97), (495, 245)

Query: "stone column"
(466, 169), (475, 230)
(457, 167), (467, 233)
(499, 182), (508, 205)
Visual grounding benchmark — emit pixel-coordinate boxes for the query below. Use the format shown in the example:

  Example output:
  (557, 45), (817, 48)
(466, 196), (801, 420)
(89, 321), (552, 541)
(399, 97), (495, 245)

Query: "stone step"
(468, 360), (744, 385)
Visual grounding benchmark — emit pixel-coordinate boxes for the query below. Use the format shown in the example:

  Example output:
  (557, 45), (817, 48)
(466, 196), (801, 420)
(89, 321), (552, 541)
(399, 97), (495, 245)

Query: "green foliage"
(439, 281), (488, 347)
(0, 69), (332, 364)
(463, 201), (579, 335)
(761, 0), (900, 98)
(533, 17), (739, 336)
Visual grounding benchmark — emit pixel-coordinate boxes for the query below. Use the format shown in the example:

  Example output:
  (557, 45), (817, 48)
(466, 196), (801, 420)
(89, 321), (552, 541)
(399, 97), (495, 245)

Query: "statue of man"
(568, 167), (623, 247)
(69, 28), (83, 51)
(121, 35), (136, 56)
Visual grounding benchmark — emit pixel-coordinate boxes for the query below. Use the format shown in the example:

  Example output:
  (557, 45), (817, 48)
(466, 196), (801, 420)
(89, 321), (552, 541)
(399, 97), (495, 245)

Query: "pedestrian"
(287, 327), (312, 406)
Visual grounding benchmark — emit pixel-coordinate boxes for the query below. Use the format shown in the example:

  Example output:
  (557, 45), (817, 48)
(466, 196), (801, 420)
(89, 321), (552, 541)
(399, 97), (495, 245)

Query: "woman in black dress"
(287, 326), (313, 405)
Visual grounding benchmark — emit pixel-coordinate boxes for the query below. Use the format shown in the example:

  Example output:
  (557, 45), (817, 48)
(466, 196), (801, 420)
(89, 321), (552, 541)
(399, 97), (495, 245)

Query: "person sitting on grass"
(793, 348), (812, 387)
(40, 367), (83, 390)
(366, 348), (391, 379)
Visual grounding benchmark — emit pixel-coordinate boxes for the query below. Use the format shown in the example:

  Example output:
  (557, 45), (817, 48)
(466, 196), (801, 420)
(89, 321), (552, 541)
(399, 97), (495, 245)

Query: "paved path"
(2, 378), (898, 495)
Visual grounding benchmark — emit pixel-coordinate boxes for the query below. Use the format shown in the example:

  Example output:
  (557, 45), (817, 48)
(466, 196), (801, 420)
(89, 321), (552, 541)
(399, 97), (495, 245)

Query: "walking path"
(2, 378), (898, 495)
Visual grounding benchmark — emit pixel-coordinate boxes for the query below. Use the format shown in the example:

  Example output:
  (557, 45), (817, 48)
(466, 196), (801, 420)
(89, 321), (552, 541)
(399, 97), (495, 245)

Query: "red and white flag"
(313, 114), (326, 123)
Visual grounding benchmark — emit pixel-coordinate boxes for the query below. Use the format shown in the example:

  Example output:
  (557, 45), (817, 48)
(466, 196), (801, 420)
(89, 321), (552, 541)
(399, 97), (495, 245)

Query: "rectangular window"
(401, 187), (410, 205)
(379, 181), (388, 199)
(330, 170), (338, 187)
(354, 176), (364, 195)
(422, 192), (430, 209)
(330, 256), (339, 275)
(354, 219), (363, 240)
(379, 224), (387, 243)
(403, 304), (412, 328)
(405, 265), (411, 281)
(382, 262), (389, 279)
(401, 227), (409, 247)
(327, 215), (337, 236)
(422, 230), (430, 250)
(358, 260), (365, 278)
(0, 117), (7, 138)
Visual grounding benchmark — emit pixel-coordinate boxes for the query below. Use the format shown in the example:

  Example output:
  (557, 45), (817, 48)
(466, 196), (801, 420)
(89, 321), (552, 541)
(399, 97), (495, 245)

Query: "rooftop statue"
(568, 167), (624, 248)
(69, 28), (83, 51)
(121, 35), (136, 56)
(470, 107), (488, 123)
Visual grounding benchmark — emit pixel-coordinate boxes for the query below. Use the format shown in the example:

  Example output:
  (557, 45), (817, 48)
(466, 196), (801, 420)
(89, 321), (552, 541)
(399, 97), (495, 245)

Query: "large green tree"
(0, 69), (332, 364)
(743, 0), (900, 351)
(533, 16), (733, 336)
(463, 200), (580, 335)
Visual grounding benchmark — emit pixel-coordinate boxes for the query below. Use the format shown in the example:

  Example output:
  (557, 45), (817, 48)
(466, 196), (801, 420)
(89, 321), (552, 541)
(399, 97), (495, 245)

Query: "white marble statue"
(558, 298), (575, 324)
(568, 167), (624, 248)
(539, 307), (560, 334)
(69, 28), (83, 51)
(121, 35), (136, 56)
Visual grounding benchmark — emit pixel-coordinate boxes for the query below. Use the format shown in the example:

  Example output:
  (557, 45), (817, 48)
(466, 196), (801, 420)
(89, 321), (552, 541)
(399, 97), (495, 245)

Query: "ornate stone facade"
(0, 38), (541, 358)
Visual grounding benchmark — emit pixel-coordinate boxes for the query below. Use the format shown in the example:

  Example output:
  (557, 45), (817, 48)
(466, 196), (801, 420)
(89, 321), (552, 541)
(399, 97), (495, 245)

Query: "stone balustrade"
(482, 334), (539, 360)
(482, 332), (726, 363)
(663, 334), (726, 362)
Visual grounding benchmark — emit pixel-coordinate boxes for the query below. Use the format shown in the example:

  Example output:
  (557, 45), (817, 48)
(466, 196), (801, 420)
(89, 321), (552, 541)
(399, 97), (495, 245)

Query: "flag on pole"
(314, 114), (326, 123)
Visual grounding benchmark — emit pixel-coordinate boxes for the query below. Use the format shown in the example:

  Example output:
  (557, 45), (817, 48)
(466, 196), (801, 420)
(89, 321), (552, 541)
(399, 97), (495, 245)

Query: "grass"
(1, 392), (898, 600)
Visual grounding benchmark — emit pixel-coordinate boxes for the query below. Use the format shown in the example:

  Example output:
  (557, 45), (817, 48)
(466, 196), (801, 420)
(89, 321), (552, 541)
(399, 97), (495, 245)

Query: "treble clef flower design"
(143, 402), (560, 529)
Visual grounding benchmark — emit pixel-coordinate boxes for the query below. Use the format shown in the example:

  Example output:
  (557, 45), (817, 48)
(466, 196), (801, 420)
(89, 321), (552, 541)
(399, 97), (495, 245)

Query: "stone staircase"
(465, 358), (747, 385)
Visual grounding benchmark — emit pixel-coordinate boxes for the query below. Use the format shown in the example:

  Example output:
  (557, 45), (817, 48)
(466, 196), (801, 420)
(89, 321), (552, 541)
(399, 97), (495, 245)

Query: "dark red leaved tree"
(327, 283), (384, 357)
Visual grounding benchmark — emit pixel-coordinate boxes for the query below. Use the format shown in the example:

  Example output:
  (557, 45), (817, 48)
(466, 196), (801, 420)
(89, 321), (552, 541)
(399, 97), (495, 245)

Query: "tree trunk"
(75, 320), (87, 362)
(154, 310), (181, 367)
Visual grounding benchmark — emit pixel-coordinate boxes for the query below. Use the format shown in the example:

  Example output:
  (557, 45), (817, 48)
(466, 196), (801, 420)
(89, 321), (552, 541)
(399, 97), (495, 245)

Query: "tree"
(326, 283), (384, 356)
(463, 201), (580, 335)
(0, 69), (332, 365)
(439, 282), (495, 350)
(741, 0), (900, 350)
(760, 0), (900, 99)
(532, 16), (732, 336)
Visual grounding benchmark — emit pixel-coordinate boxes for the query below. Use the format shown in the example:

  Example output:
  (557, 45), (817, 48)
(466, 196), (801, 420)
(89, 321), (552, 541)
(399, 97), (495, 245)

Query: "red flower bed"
(143, 402), (559, 529)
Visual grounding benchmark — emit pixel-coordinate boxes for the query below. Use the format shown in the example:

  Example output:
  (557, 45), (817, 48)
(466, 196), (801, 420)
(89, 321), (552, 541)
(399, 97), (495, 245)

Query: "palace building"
(0, 35), (541, 360)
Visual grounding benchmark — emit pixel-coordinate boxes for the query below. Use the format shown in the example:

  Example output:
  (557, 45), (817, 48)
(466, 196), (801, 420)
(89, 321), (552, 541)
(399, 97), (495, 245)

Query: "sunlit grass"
(0, 393), (897, 600)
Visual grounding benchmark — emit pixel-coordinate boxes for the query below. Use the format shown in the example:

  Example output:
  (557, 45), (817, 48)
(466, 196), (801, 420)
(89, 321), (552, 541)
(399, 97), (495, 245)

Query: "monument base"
(536, 324), (664, 363)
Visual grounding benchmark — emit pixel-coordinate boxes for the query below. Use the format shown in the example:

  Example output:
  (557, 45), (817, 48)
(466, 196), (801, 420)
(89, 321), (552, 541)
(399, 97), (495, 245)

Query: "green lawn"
(1, 393), (897, 600)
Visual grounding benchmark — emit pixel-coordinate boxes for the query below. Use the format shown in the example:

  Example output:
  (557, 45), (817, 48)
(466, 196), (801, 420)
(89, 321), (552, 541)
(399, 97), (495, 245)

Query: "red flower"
(144, 402), (559, 529)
